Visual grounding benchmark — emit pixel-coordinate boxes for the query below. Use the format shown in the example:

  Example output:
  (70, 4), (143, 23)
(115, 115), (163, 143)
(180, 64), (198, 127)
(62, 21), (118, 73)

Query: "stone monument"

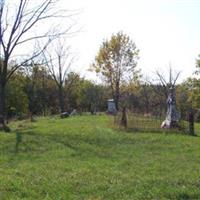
(107, 99), (117, 114)
(161, 86), (180, 128)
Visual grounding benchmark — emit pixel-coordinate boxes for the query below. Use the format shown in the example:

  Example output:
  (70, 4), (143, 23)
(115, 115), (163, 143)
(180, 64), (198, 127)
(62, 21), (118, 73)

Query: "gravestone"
(161, 86), (180, 128)
(107, 99), (117, 114)
(70, 109), (77, 116)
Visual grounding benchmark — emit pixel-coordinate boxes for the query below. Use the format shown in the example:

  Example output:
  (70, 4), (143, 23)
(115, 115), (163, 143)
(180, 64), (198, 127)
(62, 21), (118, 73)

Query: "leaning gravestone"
(161, 86), (180, 128)
(107, 99), (117, 114)
(60, 112), (70, 118)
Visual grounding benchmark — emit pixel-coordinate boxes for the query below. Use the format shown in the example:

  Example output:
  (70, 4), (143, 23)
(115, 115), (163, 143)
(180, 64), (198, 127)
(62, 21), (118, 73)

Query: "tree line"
(6, 66), (110, 120)
(5, 62), (200, 122)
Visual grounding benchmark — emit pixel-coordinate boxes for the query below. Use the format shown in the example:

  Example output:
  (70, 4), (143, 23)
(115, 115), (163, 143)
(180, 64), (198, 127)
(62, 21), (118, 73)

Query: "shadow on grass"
(166, 193), (200, 200)
(0, 124), (141, 164)
(2, 121), (199, 167)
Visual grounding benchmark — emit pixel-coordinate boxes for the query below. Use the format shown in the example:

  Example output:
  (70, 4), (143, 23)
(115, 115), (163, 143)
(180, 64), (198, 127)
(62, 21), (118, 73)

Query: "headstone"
(70, 109), (77, 116)
(161, 86), (180, 128)
(107, 99), (117, 114)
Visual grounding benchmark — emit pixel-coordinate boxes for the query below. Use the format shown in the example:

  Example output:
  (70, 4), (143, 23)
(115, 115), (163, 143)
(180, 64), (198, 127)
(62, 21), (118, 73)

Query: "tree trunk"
(115, 94), (119, 111)
(115, 81), (120, 111)
(121, 107), (127, 128)
(59, 86), (64, 113)
(144, 97), (149, 114)
(0, 83), (6, 128)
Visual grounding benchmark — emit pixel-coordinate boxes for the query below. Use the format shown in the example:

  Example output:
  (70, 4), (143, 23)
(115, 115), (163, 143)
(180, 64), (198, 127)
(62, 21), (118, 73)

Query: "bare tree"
(0, 0), (74, 128)
(41, 38), (76, 113)
(155, 67), (181, 97)
(145, 67), (181, 116)
(145, 67), (181, 97)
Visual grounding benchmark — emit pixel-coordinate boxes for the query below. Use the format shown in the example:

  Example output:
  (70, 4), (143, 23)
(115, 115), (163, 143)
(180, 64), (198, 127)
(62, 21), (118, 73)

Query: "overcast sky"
(61, 0), (200, 82)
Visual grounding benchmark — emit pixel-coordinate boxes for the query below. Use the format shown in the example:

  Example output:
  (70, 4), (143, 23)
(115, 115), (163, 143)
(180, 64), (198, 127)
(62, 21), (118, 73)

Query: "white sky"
(60, 0), (200, 82)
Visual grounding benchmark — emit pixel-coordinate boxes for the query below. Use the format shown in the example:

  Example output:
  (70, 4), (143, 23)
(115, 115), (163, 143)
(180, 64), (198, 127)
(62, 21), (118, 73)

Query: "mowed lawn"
(0, 115), (200, 200)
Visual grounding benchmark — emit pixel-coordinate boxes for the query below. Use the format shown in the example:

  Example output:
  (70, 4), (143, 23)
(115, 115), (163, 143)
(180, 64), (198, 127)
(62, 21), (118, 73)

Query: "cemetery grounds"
(0, 114), (200, 199)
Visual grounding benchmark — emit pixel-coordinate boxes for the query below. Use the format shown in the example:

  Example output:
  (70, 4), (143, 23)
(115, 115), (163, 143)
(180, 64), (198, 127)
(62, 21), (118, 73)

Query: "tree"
(144, 67), (181, 116)
(91, 32), (139, 110)
(79, 80), (109, 112)
(24, 63), (49, 120)
(6, 70), (29, 119)
(190, 55), (200, 110)
(176, 81), (192, 119)
(195, 54), (200, 74)
(41, 38), (76, 113)
(154, 67), (181, 98)
(64, 72), (81, 111)
(0, 0), (71, 128)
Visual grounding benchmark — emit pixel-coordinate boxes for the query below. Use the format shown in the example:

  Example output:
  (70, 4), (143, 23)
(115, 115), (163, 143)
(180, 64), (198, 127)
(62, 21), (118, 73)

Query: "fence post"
(188, 109), (195, 136)
(121, 107), (127, 128)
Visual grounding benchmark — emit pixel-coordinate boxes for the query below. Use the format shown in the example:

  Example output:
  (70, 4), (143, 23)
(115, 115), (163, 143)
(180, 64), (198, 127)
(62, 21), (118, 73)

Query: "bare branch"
(6, 36), (55, 81)
(155, 70), (168, 86)
(0, 0), (77, 84)
(173, 71), (181, 85)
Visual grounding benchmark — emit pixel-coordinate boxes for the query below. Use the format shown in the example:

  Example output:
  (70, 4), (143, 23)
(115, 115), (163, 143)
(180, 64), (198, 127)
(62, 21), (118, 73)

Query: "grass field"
(0, 114), (200, 200)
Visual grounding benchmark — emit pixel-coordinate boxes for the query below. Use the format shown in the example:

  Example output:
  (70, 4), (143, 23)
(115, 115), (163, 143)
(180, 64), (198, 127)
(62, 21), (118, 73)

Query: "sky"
(60, 0), (200, 82)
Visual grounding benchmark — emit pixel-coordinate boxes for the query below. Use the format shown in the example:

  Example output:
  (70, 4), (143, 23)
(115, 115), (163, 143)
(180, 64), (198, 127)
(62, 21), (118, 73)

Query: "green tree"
(6, 71), (29, 119)
(176, 82), (192, 119)
(0, 0), (69, 128)
(183, 78), (200, 108)
(91, 32), (139, 110)
(64, 72), (81, 111)
(187, 55), (200, 110)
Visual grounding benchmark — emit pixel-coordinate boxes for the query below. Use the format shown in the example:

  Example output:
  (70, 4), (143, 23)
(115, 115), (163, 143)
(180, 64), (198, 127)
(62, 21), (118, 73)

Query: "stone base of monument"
(161, 120), (180, 129)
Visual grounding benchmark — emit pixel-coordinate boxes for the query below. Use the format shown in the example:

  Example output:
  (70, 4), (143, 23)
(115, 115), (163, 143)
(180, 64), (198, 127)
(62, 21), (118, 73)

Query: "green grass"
(0, 114), (200, 199)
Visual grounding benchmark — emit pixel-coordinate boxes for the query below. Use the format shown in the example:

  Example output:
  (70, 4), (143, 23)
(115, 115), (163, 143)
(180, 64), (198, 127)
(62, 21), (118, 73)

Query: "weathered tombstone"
(70, 109), (77, 116)
(107, 99), (117, 114)
(161, 86), (180, 128)
(60, 112), (70, 118)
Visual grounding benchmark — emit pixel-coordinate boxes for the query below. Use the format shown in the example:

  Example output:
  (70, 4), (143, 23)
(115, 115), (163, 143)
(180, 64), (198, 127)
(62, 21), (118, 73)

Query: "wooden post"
(188, 109), (195, 136)
(121, 107), (127, 128)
